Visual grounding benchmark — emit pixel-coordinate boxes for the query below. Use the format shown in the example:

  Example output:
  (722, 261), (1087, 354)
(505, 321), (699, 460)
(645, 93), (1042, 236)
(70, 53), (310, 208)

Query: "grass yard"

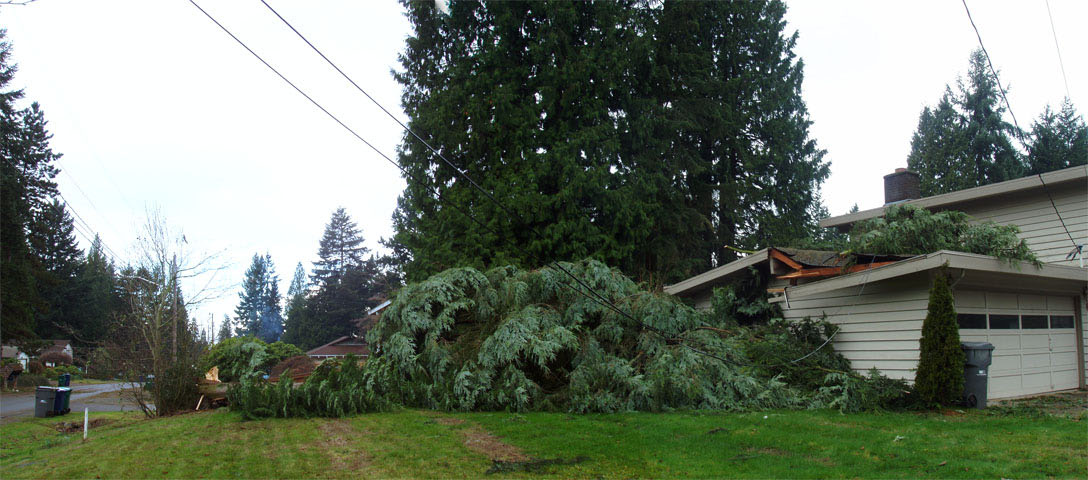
(0, 397), (1083, 478)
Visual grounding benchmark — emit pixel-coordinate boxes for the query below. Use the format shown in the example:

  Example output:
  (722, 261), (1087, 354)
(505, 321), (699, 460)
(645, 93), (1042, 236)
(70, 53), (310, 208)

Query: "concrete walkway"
(0, 382), (140, 424)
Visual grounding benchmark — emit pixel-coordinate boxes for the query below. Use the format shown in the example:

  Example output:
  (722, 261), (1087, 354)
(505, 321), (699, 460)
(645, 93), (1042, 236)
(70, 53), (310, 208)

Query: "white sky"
(4, 0), (1085, 333)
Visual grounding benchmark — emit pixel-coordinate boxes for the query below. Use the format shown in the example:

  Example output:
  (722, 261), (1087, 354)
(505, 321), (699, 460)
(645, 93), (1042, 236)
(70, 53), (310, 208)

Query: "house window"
(988, 314), (1020, 329)
(1050, 315), (1074, 329)
(1021, 315), (1048, 329)
(956, 314), (987, 329)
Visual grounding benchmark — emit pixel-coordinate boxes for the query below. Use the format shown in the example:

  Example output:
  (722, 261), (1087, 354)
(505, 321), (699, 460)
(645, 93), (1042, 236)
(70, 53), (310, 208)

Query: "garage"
(955, 290), (1079, 399)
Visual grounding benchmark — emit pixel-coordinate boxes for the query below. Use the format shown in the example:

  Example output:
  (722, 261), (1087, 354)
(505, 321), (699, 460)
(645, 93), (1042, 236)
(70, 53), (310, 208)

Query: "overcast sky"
(4, 0), (1085, 333)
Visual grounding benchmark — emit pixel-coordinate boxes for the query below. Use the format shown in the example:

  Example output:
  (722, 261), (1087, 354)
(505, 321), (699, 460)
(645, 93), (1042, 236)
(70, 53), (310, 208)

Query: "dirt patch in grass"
(316, 419), (370, 470)
(989, 391), (1086, 419)
(54, 418), (112, 433)
(435, 417), (465, 426)
(462, 427), (530, 462)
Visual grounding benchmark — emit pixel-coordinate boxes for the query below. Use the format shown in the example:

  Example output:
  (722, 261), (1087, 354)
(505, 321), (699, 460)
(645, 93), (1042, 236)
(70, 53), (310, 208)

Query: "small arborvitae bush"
(914, 272), (964, 406)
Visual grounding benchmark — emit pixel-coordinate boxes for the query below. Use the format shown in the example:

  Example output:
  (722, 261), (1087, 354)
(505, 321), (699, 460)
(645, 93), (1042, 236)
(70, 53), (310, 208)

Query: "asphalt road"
(0, 382), (140, 424)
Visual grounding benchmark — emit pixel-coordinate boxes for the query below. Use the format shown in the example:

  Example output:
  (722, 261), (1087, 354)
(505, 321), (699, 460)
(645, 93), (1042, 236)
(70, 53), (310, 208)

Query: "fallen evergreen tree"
(230, 260), (908, 417)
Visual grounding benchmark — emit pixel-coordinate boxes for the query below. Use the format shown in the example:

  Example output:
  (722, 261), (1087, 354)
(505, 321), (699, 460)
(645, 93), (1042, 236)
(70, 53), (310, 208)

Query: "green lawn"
(1, 402), (1083, 478)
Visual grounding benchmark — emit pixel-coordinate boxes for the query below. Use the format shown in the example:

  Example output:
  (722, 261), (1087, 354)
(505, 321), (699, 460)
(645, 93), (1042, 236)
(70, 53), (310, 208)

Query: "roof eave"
(820, 165), (1088, 228)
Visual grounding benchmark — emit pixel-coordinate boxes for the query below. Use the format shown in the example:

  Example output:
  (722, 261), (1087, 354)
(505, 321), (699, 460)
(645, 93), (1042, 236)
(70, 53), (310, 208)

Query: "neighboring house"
(666, 165), (1088, 400)
(1, 345), (30, 369)
(307, 335), (370, 361)
(308, 301), (391, 361)
(41, 340), (74, 367)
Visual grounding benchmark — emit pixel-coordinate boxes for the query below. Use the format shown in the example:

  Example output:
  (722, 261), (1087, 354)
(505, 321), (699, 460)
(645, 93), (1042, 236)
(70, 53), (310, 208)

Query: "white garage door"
(955, 291), (1079, 399)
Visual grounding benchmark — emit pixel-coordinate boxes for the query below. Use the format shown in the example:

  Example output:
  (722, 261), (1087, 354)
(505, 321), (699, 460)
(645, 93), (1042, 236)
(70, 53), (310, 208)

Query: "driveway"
(0, 382), (141, 424)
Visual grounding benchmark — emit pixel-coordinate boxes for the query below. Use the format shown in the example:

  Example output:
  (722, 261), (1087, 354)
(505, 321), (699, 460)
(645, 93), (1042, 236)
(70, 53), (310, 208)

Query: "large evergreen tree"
(1026, 98), (1087, 175)
(293, 208), (380, 349)
(389, 0), (827, 285)
(908, 49), (1024, 196)
(1, 30), (62, 343)
(233, 253), (283, 343)
(29, 200), (86, 340)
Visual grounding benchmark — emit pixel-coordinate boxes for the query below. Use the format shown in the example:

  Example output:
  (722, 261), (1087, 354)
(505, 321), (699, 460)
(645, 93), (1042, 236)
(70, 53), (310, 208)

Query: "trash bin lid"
(56, 387), (71, 392)
(961, 341), (994, 350)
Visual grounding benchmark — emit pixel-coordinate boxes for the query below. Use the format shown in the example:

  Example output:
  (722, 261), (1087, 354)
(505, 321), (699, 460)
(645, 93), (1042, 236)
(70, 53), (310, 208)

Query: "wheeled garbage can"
(961, 342), (994, 408)
(35, 386), (57, 417)
(58, 373), (71, 387)
(54, 387), (72, 415)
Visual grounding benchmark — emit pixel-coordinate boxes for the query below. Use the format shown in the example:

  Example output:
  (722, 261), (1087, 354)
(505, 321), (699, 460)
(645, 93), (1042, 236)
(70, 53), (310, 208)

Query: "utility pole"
(171, 255), (178, 363)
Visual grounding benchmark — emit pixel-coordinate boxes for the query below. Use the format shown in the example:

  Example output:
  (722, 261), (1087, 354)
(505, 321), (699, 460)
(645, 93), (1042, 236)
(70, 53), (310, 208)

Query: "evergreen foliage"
(232, 261), (909, 417)
(908, 49), (1024, 196)
(291, 208), (382, 350)
(228, 355), (390, 419)
(233, 254), (284, 343)
(390, 0), (828, 286)
(845, 205), (1037, 265)
(1, 29), (60, 343)
(198, 336), (303, 382)
(1026, 98), (1087, 174)
(914, 272), (964, 407)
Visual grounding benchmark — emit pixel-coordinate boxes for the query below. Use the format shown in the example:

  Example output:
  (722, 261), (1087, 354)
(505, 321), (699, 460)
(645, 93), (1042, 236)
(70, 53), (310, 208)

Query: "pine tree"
(915, 272), (964, 406)
(390, 1), (828, 284)
(217, 314), (233, 343)
(1026, 98), (1087, 174)
(286, 262), (307, 300)
(0, 30), (61, 343)
(71, 236), (117, 347)
(297, 208), (379, 349)
(908, 49), (1024, 196)
(234, 254), (267, 337)
(258, 254), (283, 342)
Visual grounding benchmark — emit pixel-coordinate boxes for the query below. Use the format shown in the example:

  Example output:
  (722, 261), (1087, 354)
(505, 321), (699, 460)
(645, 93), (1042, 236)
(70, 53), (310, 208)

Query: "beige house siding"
(951, 181), (1087, 266)
(779, 273), (931, 381)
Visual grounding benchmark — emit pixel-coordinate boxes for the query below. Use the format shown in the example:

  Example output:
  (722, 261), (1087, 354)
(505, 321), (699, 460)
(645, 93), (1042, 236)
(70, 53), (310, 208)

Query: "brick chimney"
(884, 168), (920, 204)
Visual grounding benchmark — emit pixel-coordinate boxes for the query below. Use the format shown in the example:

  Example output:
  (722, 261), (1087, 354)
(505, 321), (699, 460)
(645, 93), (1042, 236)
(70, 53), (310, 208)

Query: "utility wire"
(959, 0), (1080, 257)
(1043, 0), (1071, 99)
(960, 0), (1023, 138)
(185, 0), (640, 324)
(256, 0), (639, 330)
(196, 0), (845, 367)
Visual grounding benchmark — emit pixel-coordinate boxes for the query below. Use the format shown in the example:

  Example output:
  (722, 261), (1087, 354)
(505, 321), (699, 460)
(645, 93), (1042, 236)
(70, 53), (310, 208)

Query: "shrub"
(813, 368), (914, 413)
(15, 374), (50, 388)
(266, 342), (305, 363)
(914, 272), (964, 407)
(199, 337), (271, 382)
(148, 362), (201, 415)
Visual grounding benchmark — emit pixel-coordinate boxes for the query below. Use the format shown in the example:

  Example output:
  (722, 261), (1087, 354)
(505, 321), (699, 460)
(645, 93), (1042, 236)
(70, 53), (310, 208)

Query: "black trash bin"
(34, 386), (57, 418)
(961, 342), (994, 408)
(54, 387), (72, 415)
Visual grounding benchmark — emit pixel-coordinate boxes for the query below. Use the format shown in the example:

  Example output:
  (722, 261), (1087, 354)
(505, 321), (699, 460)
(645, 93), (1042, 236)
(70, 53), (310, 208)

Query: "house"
(1, 345), (29, 369)
(307, 301), (391, 361)
(307, 335), (370, 360)
(665, 165), (1087, 400)
(41, 340), (74, 367)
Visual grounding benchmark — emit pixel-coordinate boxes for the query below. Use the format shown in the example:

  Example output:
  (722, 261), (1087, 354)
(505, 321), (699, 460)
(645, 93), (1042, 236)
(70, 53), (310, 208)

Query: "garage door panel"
(1050, 334), (1075, 349)
(1051, 351), (1077, 368)
(1021, 353), (1052, 369)
(1020, 334), (1050, 349)
(991, 354), (1021, 372)
(1021, 372), (1053, 390)
(1052, 369), (1078, 389)
(988, 335), (1021, 350)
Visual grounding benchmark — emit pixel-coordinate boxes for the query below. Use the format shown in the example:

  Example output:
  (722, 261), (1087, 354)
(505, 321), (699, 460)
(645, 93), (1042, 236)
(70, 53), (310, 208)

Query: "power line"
(255, 1), (651, 325)
(57, 191), (124, 263)
(1043, 0), (1071, 99)
(191, 0), (636, 328)
(960, 0), (1024, 138)
(257, 0), (852, 366)
(195, 0), (846, 367)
